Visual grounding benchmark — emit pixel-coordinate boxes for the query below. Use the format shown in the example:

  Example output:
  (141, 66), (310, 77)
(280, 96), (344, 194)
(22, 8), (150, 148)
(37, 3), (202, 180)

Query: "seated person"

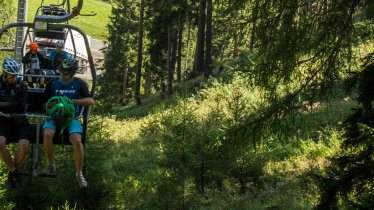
(0, 58), (31, 189)
(22, 42), (48, 88)
(48, 40), (70, 72)
(42, 58), (94, 188)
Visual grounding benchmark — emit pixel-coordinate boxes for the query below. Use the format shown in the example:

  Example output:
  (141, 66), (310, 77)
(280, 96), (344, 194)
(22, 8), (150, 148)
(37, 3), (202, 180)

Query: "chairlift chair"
(0, 24), (97, 141)
(0, 0), (96, 177)
(33, 0), (71, 45)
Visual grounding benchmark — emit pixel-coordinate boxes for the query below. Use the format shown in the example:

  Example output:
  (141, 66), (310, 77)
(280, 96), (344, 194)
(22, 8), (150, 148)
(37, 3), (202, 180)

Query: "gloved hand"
(46, 100), (58, 108)
(47, 70), (55, 76)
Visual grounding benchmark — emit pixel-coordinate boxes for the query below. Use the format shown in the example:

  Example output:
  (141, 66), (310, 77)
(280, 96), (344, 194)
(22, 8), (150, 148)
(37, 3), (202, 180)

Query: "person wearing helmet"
(0, 58), (30, 189)
(42, 58), (94, 188)
(22, 42), (48, 88)
(48, 40), (70, 71)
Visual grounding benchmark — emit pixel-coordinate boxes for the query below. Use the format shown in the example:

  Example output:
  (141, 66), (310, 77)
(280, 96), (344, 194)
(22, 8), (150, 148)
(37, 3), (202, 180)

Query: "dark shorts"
(25, 69), (46, 83)
(0, 116), (30, 143)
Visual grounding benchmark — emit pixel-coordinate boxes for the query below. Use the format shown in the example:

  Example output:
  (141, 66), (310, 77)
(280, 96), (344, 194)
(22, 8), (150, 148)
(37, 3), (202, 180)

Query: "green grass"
(26, 0), (111, 40)
(98, 75), (356, 209)
(114, 94), (176, 119)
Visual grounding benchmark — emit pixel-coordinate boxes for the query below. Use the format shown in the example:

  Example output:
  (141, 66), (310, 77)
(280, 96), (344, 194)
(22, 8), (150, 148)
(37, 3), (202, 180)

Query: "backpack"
(29, 53), (41, 69)
(0, 76), (24, 102)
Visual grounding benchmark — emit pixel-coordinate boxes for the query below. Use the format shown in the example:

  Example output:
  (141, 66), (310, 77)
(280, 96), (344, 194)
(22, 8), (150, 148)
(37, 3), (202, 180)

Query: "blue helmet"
(55, 40), (64, 47)
(58, 58), (78, 75)
(2, 58), (20, 75)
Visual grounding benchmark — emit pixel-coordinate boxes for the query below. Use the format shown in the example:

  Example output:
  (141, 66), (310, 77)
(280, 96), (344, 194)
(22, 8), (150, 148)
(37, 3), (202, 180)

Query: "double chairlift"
(0, 0), (96, 177)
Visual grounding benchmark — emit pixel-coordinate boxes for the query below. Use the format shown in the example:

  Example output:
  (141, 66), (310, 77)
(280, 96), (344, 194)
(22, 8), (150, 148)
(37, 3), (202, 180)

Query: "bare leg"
(43, 128), (55, 165)
(14, 139), (30, 169)
(40, 77), (45, 86)
(0, 136), (16, 171)
(69, 133), (84, 174)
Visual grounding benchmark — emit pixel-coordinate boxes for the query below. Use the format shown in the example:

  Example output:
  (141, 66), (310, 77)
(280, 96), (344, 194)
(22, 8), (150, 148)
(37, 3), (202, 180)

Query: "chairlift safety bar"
(19, 73), (60, 79)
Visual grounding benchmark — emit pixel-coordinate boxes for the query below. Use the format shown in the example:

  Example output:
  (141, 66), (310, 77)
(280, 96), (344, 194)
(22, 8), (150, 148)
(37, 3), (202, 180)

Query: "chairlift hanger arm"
(49, 0), (67, 7)
(34, 0), (83, 23)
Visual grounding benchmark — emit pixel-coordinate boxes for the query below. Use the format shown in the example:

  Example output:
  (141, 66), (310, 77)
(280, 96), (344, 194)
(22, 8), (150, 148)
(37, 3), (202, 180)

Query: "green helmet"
(46, 96), (75, 129)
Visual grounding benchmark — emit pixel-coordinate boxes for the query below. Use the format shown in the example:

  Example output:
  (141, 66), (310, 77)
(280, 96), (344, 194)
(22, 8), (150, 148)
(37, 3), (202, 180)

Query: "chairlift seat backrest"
(37, 41), (59, 48)
(27, 89), (45, 113)
(35, 29), (66, 40)
(42, 7), (67, 16)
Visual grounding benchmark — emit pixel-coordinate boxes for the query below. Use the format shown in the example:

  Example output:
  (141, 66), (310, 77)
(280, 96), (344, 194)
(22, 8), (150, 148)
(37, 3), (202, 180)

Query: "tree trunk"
(194, 0), (206, 75)
(161, 59), (167, 99)
(122, 65), (129, 103)
(135, 0), (145, 105)
(167, 26), (174, 96)
(184, 21), (192, 80)
(249, 0), (259, 51)
(177, 22), (183, 82)
(171, 28), (178, 79)
(144, 68), (152, 95)
(160, 50), (168, 99)
(119, 69), (124, 96)
(204, 0), (212, 78)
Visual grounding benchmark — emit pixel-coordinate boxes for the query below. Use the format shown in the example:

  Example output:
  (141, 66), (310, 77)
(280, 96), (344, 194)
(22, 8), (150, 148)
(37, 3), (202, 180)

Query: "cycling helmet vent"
(58, 58), (78, 75)
(2, 58), (20, 75)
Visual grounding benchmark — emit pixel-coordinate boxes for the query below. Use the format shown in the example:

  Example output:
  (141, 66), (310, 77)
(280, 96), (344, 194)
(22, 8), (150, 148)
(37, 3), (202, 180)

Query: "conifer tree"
(0, 0), (15, 56)
(99, 0), (138, 106)
(315, 53), (374, 209)
(234, 0), (371, 140)
(147, 0), (188, 97)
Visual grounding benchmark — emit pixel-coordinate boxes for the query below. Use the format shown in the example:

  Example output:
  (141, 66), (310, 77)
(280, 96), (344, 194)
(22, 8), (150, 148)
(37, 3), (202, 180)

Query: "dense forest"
(0, 0), (373, 209)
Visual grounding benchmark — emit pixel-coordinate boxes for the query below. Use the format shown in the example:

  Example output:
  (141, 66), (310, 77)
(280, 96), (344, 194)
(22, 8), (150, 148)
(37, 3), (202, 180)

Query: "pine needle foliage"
(227, 0), (374, 146)
(315, 53), (374, 209)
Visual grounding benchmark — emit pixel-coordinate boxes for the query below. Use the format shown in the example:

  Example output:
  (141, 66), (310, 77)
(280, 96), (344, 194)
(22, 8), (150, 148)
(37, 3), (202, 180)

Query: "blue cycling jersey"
(44, 77), (91, 117)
